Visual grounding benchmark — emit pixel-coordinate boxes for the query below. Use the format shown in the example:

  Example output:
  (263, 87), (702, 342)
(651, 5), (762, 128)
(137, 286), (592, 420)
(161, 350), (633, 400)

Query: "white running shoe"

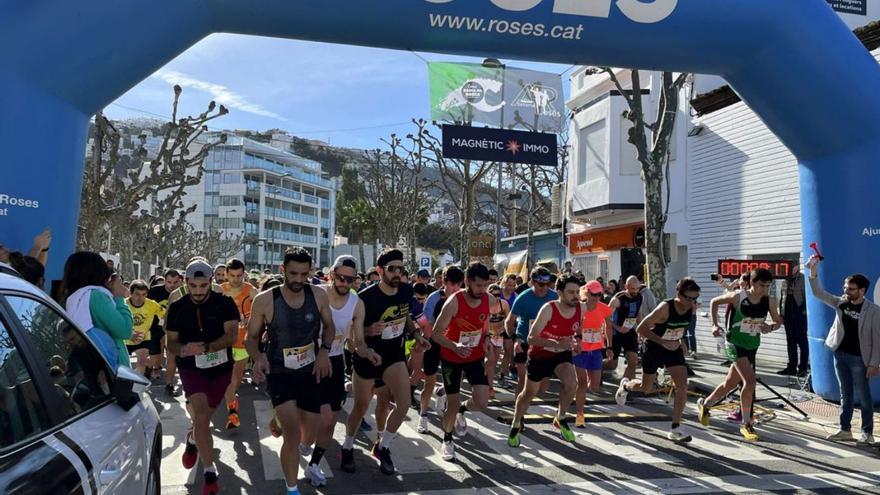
(440, 440), (456, 461)
(826, 429), (853, 442)
(857, 432), (875, 445)
(615, 378), (629, 406)
(417, 415), (430, 434)
(299, 443), (313, 457)
(454, 413), (468, 437)
(435, 391), (447, 414)
(667, 425), (693, 443)
(306, 463), (326, 487)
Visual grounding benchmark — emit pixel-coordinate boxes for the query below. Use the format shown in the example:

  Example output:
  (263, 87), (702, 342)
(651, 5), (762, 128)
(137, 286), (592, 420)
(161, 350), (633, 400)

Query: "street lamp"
(482, 57), (507, 264)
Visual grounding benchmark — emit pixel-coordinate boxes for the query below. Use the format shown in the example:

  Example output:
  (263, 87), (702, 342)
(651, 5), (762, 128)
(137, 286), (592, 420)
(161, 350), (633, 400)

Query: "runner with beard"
(341, 249), (430, 475)
(247, 247), (336, 495)
(298, 255), (366, 487)
(508, 274), (582, 447)
(430, 262), (496, 461)
(505, 267), (558, 395)
(165, 261), (239, 495)
(615, 278), (701, 443)
(607, 276), (647, 381)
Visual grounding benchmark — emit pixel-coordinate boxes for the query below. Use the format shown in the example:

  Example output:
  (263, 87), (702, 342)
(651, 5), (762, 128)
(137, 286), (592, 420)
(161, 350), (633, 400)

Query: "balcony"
(264, 207), (319, 225)
(320, 198), (332, 209)
(265, 230), (318, 245)
(320, 219), (331, 229)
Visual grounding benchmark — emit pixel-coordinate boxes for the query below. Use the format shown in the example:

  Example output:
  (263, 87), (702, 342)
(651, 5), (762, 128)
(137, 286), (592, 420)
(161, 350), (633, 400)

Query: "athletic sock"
(286, 483), (299, 494)
(443, 431), (453, 442)
(309, 446), (326, 466)
(187, 431), (197, 445)
(204, 464), (217, 474)
(379, 431), (397, 449)
(458, 404), (468, 415)
(342, 435), (354, 450)
(741, 407), (752, 423)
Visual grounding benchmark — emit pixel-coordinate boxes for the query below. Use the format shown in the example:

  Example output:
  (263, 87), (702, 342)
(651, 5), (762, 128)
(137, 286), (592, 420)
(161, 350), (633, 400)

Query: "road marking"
(466, 405), (577, 469)
(254, 400), (335, 481)
(340, 396), (464, 474)
(380, 470), (880, 494)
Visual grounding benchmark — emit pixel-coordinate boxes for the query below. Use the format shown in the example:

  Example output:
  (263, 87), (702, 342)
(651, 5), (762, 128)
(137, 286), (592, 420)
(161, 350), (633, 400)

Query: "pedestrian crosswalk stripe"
(498, 411), (671, 424)
(254, 400), (336, 482)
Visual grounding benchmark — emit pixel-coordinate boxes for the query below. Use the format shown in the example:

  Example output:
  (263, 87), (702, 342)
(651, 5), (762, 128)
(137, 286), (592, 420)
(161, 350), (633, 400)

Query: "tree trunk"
(643, 155), (667, 298)
(358, 237), (366, 274)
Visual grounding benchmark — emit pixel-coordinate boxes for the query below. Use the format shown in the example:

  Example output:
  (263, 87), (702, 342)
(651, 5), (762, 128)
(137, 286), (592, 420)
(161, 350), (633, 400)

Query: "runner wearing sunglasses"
(505, 267), (558, 395)
(615, 278), (702, 443)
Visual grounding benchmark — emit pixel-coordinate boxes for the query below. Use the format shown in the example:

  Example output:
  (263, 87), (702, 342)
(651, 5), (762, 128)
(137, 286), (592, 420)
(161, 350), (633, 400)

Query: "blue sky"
(106, 34), (573, 150)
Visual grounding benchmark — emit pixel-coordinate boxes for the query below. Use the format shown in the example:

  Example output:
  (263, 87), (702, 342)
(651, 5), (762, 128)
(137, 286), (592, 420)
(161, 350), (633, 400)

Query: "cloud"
(152, 69), (286, 121)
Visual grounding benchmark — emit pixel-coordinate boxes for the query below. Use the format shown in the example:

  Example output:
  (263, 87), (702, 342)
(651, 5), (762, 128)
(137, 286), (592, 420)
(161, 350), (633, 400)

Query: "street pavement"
(153, 364), (880, 495)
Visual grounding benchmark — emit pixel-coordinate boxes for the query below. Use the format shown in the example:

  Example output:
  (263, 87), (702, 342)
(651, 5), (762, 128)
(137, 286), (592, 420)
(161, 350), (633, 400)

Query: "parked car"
(0, 271), (161, 494)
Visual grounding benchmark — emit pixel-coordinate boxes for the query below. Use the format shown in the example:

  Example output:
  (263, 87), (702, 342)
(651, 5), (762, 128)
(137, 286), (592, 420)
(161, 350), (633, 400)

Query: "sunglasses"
(589, 292), (603, 298)
(680, 293), (700, 302)
(384, 265), (404, 274)
(533, 281), (551, 288)
(335, 273), (356, 284)
(415, 296), (427, 302)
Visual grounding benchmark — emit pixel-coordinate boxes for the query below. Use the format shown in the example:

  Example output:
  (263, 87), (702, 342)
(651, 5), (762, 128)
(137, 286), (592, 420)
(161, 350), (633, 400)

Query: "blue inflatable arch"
(2, 0), (878, 401)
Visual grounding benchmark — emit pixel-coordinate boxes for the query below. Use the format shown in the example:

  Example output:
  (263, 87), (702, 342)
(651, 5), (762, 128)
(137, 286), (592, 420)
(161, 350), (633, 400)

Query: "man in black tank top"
(247, 247), (337, 495)
(615, 278), (701, 444)
(608, 276), (646, 380)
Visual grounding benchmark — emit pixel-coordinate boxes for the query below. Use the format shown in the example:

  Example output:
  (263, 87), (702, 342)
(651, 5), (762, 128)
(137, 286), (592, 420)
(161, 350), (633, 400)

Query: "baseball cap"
(416, 269), (431, 278)
(585, 280), (604, 294)
(185, 260), (214, 280)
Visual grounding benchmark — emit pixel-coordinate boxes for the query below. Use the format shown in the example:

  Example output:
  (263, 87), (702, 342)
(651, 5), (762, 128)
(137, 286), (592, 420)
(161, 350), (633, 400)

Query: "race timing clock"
(717, 259), (794, 279)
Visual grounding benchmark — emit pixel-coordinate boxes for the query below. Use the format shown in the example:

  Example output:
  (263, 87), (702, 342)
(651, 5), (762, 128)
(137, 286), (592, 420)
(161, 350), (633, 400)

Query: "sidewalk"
(682, 351), (880, 432)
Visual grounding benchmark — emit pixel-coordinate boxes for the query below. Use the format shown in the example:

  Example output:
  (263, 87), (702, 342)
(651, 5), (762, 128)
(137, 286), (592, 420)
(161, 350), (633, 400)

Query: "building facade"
(201, 136), (336, 269)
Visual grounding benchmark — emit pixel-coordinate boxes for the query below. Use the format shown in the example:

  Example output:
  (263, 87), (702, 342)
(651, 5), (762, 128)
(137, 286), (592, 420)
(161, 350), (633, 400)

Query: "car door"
(2, 292), (148, 495)
(0, 296), (86, 494)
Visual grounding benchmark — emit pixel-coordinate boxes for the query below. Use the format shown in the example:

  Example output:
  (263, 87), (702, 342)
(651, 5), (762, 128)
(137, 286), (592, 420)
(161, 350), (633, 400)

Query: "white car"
(0, 269), (161, 494)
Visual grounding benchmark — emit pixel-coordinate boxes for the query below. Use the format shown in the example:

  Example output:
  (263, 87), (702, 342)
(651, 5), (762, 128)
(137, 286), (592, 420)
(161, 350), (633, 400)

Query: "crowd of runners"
(52, 244), (873, 495)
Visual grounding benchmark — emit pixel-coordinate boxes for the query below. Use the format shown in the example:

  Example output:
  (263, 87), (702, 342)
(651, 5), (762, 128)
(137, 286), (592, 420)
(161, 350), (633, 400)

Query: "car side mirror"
(114, 366), (150, 411)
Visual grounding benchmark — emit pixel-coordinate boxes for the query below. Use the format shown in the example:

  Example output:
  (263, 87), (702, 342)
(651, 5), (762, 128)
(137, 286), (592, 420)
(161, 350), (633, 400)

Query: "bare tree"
(77, 85), (228, 275)
(410, 121), (495, 267)
(596, 68), (688, 297)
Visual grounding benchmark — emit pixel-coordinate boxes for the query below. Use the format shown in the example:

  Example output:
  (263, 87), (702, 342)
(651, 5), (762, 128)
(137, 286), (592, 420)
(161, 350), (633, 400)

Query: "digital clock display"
(717, 259), (794, 280)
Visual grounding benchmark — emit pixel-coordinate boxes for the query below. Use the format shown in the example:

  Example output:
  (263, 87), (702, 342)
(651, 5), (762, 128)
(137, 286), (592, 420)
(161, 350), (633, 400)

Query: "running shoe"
(182, 430), (198, 469)
(440, 440), (456, 461)
(857, 432), (875, 445)
(202, 471), (219, 495)
(696, 397), (710, 427)
(305, 463), (327, 487)
(435, 390), (447, 414)
(553, 417), (576, 443)
(299, 443), (313, 458)
(507, 430), (521, 448)
(615, 378), (629, 406)
(417, 415), (429, 434)
(371, 437), (381, 458)
(359, 419), (373, 432)
(165, 384), (181, 397)
(340, 448), (356, 473)
(226, 411), (240, 430)
(740, 423), (759, 442)
(376, 447), (396, 475)
(454, 413), (468, 437)
(269, 414), (283, 438)
(667, 425), (693, 443)
(575, 414), (586, 429)
(826, 429), (853, 441)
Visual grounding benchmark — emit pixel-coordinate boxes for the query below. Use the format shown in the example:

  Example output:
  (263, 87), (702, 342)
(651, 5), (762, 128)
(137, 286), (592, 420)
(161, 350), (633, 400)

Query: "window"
(578, 120), (606, 185)
(4, 295), (113, 424)
(0, 316), (51, 448)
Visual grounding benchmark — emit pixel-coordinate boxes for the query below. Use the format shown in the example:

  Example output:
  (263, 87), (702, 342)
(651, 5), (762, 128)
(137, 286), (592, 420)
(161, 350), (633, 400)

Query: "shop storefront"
(568, 222), (646, 283)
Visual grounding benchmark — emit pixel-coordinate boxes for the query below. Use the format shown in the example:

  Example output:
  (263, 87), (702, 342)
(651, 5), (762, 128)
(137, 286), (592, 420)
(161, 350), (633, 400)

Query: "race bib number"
(490, 335), (504, 348)
(381, 321), (405, 340)
(542, 332), (568, 353)
(623, 318), (638, 330)
(283, 344), (316, 370)
(582, 329), (604, 344)
(741, 319), (764, 336)
(195, 351), (228, 369)
(662, 328), (685, 341)
(330, 335), (345, 356)
(459, 330), (482, 348)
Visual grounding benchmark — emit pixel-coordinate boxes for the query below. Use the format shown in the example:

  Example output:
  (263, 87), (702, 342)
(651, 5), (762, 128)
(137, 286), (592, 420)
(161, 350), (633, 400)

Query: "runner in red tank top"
(508, 274), (582, 447)
(431, 262), (497, 461)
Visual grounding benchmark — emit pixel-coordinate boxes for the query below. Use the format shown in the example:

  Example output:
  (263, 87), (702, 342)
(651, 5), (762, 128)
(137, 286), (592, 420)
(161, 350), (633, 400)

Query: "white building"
(565, 12), (879, 365)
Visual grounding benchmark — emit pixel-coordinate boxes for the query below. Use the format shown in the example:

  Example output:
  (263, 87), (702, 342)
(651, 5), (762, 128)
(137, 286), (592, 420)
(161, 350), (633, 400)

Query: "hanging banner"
(429, 62), (564, 132)
(827, 0), (867, 15)
(442, 125), (557, 166)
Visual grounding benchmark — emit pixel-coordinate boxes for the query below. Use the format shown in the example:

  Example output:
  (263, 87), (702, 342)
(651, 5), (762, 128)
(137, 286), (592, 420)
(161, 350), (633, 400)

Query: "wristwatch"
(321, 342), (333, 352)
